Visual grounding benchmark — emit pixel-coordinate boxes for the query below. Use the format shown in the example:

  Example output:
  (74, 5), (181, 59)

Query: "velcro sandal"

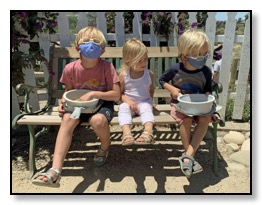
(94, 147), (109, 166)
(178, 153), (194, 178)
(32, 167), (61, 188)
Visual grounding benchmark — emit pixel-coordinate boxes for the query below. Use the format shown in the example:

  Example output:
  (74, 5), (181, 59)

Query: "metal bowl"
(177, 94), (215, 115)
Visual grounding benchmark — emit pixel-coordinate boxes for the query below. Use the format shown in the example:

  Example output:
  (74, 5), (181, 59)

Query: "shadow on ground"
(12, 126), (229, 193)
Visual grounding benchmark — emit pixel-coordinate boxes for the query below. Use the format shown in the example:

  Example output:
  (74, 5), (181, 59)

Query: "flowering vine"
(11, 11), (58, 87)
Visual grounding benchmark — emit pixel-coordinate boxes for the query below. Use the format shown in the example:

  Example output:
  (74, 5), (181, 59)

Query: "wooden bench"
(12, 46), (224, 178)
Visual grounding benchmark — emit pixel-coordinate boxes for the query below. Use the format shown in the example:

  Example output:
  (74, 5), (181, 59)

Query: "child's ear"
(75, 45), (80, 52)
(100, 48), (105, 56)
(181, 54), (187, 61)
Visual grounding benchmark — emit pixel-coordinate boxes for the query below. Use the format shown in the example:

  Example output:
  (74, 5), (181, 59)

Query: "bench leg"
(212, 123), (218, 176)
(28, 125), (37, 178)
(27, 125), (51, 178)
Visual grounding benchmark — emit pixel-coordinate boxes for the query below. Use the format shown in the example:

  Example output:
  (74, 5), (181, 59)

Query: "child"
(159, 29), (213, 178)
(212, 45), (223, 83)
(118, 38), (155, 146)
(32, 26), (120, 187)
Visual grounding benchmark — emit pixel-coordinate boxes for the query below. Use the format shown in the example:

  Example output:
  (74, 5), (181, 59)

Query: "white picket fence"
(12, 11), (250, 121)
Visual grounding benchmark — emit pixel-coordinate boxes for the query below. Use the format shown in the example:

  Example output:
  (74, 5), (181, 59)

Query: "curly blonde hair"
(178, 29), (211, 59)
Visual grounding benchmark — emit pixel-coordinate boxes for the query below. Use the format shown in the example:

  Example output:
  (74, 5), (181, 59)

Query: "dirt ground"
(11, 125), (250, 194)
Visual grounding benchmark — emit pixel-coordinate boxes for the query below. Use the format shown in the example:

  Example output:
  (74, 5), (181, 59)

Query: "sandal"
(121, 133), (135, 146)
(32, 167), (61, 188)
(94, 146), (109, 166)
(178, 153), (194, 178)
(135, 130), (155, 145)
(193, 160), (203, 174)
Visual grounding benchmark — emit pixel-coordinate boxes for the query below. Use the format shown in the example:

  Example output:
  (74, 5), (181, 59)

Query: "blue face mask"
(79, 42), (102, 59)
(187, 53), (210, 69)
(187, 57), (207, 69)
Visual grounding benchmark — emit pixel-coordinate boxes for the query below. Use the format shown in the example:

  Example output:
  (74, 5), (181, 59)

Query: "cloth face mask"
(79, 42), (102, 59)
(187, 57), (207, 69)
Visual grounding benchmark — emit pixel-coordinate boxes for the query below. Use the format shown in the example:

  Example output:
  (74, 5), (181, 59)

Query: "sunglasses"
(78, 37), (102, 45)
(188, 53), (210, 61)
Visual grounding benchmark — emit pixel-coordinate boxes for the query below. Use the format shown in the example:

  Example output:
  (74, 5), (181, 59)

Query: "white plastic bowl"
(63, 89), (99, 110)
(177, 94), (215, 115)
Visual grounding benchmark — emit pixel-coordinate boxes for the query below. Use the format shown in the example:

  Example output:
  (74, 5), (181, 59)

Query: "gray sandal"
(178, 153), (194, 178)
(32, 167), (61, 188)
(94, 147), (109, 166)
(193, 160), (203, 174)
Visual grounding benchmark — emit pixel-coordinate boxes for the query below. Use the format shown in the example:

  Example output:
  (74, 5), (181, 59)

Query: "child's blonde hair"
(178, 29), (211, 58)
(75, 26), (106, 49)
(120, 38), (148, 72)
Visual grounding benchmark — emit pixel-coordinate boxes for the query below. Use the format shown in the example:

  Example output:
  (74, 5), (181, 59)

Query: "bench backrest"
(51, 46), (178, 100)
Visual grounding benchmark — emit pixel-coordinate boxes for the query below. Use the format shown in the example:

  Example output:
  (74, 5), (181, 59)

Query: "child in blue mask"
(32, 26), (120, 187)
(159, 29), (212, 178)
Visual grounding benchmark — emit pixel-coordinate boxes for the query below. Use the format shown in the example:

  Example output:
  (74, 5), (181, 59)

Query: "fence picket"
(233, 14), (250, 120)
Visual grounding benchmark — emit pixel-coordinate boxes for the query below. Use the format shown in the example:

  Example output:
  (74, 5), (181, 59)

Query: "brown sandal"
(135, 131), (155, 145)
(121, 133), (135, 146)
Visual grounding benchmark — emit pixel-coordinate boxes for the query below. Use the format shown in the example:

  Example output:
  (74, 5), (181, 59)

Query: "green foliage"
(225, 99), (250, 122)
(68, 15), (78, 34)
(152, 12), (174, 40)
(12, 12), (58, 87)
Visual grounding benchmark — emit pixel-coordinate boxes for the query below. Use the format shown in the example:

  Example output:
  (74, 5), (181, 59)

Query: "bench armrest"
(15, 83), (52, 114)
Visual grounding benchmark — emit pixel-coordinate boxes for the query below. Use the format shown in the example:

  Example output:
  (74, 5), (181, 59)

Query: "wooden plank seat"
(12, 46), (224, 178)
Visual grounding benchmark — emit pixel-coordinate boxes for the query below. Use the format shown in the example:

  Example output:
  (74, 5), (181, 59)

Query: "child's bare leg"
(37, 113), (79, 181)
(179, 117), (193, 151)
(186, 115), (211, 156)
(90, 113), (111, 156)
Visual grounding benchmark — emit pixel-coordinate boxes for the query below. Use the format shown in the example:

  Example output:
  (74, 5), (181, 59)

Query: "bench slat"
(17, 113), (174, 126)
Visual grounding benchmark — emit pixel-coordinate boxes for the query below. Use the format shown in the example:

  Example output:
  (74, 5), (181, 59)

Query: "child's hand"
(58, 103), (65, 117)
(170, 87), (181, 100)
(128, 101), (138, 113)
(79, 92), (94, 101)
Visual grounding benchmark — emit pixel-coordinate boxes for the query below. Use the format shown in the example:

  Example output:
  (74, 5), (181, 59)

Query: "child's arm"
(159, 65), (181, 100)
(162, 83), (181, 100)
(149, 70), (154, 99)
(58, 84), (74, 117)
(118, 71), (137, 113)
(79, 84), (120, 102)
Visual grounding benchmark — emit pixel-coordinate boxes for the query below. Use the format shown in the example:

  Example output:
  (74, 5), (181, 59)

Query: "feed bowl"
(177, 94), (215, 115)
(63, 89), (99, 110)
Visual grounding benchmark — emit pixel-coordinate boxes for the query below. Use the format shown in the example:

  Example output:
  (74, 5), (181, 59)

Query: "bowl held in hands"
(177, 94), (215, 116)
(63, 89), (100, 118)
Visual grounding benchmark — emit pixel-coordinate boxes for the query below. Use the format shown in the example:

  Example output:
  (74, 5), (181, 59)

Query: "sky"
(216, 12), (248, 21)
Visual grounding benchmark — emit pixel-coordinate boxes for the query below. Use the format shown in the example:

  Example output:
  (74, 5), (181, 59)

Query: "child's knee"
(90, 114), (108, 128)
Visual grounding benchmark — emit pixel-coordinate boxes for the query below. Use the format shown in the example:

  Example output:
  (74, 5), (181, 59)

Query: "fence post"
(232, 13), (250, 120)
(218, 12), (237, 121)
(57, 12), (71, 47)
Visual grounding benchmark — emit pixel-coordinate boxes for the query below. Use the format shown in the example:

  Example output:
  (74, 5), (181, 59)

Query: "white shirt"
(212, 59), (222, 83)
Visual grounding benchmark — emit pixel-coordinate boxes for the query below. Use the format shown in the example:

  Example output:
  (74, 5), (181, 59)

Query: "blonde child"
(118, 38), (155, 146)
(32, 26), (120, 187)
(159, 29), (213, 178)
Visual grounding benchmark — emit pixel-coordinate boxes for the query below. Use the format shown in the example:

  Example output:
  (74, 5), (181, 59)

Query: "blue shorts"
(79, 100), (114, 124)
